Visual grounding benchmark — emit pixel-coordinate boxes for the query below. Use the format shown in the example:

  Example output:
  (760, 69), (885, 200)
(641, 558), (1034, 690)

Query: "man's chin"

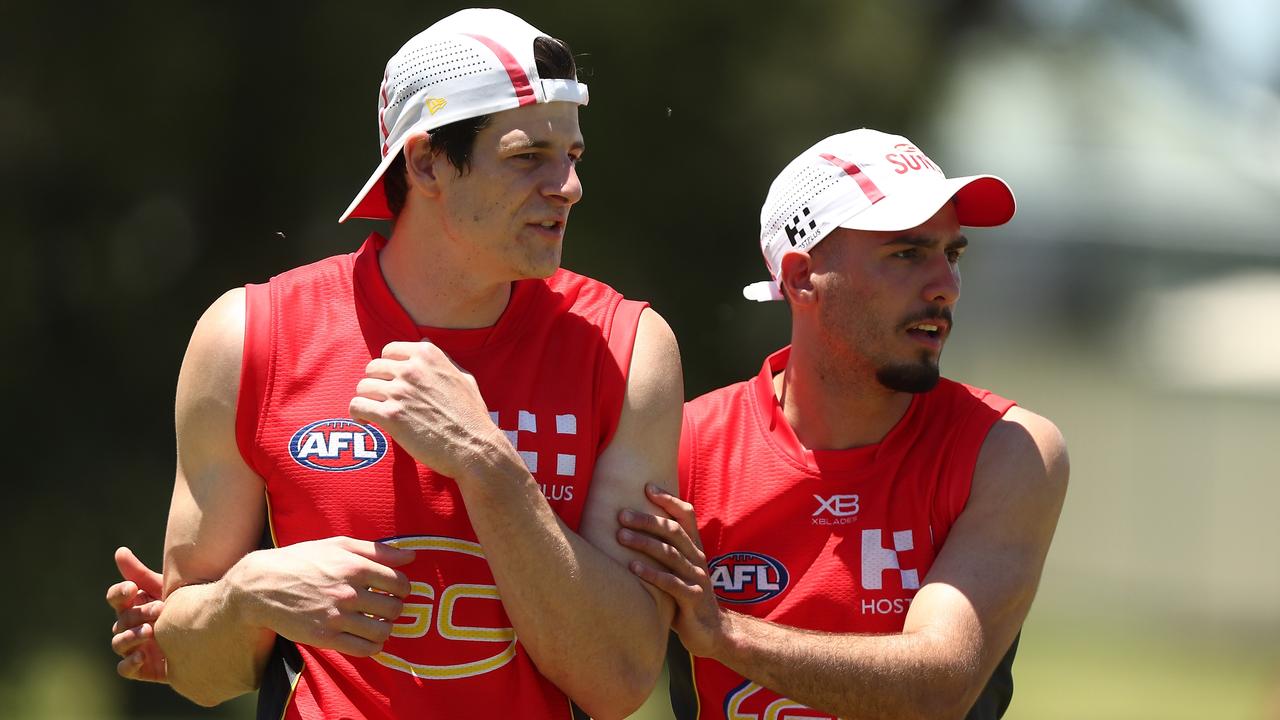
(875, 361), (941, 394)
(518, 250), (563, 280)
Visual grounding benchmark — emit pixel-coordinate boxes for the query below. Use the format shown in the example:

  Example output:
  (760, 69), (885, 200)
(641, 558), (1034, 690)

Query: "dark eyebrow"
(882, 234), (968, 250)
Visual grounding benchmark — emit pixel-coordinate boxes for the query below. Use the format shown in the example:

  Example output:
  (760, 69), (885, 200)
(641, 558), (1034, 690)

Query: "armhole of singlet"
(671, 404), (702, 719)
(666, 629), (701, 720)
(255, 635), (304, 720)
(934, 395), (1017, 534)
(241, 283), (303, 720)
(596, 298), (649, 452)
(677, 404), (697, 500)
(934, 392), (1023, 719)
(236, 282), (271, 477)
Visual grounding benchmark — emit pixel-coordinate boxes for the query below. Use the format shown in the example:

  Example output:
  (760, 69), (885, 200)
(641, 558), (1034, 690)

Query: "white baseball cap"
(339, 8), (589, 222)
(743, 128), (1016, 301)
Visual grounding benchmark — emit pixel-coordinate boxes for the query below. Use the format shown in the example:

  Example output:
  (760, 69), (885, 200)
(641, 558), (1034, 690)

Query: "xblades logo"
(812, 493), (859, 526)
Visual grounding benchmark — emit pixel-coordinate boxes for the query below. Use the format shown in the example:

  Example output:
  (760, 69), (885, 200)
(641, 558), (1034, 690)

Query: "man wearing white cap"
(104, 9), (679, 719)
(618, 129), (1068, 719)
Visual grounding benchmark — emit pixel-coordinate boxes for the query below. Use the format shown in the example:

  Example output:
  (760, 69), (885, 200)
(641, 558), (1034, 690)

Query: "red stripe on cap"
(820, 153), (885, 203)
(465, 33), (536, 107)
(379, 70), (390, 156)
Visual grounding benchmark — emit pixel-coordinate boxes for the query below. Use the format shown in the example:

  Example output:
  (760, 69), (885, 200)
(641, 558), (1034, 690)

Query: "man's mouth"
(906, 320), (945, 339)
(529, 218), (566, 235)
(903, 314), (952, 348)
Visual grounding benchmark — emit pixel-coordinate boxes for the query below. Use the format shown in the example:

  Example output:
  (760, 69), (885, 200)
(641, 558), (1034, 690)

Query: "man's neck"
(380, 224), (512, 330)
(775, 339), (913, 451)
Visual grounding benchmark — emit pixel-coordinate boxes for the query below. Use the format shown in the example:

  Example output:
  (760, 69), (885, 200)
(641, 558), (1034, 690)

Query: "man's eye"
(947, 250), (963, 262)
(894, 249), (919, 259)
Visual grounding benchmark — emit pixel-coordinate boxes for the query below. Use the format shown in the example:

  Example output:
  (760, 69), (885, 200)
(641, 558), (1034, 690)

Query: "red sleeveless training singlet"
(670, 347), (1015, 720)
(236, 233), (646, 719)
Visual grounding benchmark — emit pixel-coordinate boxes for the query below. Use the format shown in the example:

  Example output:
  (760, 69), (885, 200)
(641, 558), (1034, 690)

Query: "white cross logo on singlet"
(489, 410), (578, 478)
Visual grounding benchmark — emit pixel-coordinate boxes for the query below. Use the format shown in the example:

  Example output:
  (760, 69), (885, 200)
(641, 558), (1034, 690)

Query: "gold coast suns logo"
(725, 680), (836, 720)
(373, 536), (516, 680)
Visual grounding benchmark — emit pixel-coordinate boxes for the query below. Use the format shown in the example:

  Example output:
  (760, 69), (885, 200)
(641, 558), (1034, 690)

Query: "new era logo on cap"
(743, 128), (1016, 302)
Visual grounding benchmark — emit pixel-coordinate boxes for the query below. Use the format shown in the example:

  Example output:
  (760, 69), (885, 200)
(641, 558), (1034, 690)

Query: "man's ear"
(779, 251), (817, 305)
(403, 131), (441, 198)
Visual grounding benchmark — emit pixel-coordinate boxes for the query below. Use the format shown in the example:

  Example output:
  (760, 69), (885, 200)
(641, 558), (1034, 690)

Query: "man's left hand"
(106, 547), (169, 683)
(617, 484), (727, 658)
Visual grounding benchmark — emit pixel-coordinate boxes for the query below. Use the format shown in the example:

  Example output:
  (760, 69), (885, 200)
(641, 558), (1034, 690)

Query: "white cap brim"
(836, 174), (1015, 232)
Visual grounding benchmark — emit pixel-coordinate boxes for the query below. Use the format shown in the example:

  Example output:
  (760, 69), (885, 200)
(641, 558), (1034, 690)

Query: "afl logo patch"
(289, 418), (388, 472)
(708, 551), (789, 604)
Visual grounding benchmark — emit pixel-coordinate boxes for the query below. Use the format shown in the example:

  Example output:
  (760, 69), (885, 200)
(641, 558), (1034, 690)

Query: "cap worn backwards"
(743, 128), (1016, 302)
(339, 8), (589, 223)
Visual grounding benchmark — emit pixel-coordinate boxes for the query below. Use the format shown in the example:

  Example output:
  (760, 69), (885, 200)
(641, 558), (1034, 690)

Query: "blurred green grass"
(625, 613), (1280, 720)
(1008, 614), (1279, 720)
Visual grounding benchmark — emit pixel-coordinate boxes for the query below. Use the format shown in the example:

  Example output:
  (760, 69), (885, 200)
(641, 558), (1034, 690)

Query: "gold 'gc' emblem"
(726, 681), (834, 720)
(372, 536), (516, 680)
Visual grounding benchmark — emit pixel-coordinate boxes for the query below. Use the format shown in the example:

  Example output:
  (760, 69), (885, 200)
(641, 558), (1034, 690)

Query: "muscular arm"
(351, 308), (682, 719)
(625, 406), (1069, 720)
(153, 290), (414, 707)
(152, 288), (278, 706)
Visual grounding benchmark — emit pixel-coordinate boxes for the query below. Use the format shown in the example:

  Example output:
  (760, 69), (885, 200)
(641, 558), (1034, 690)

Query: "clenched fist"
(349, 341), (517, 482)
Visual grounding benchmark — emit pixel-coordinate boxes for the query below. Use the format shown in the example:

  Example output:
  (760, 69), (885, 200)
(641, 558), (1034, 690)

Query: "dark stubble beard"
(876, 306), (953, 393)
(875, 354), (941, 393)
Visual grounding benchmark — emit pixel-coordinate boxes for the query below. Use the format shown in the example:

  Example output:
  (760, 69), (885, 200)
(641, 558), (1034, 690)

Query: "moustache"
(900, 307), (953, 331)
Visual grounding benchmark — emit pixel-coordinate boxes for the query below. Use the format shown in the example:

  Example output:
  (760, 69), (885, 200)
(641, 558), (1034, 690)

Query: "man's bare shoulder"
(175, 288), (247, 434)
(180, 289), (245, 384)
(583, 306), (682, 511)
(975, 405), (1069, 502)
(626, 308), (682, 409)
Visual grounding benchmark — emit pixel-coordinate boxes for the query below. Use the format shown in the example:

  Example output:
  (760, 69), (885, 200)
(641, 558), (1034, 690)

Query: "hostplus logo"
(860, 528), (919, 616)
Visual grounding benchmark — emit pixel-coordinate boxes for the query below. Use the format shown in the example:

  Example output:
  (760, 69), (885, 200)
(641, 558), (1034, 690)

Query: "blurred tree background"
(2, 0), (1277, 718)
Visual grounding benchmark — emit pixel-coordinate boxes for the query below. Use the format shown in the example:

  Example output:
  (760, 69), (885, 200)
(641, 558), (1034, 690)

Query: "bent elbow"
(166, 656), (259, 709)
(898, 697), (954, 720)
(573, 683), (652, 720)
(171, 680), (239, 709)
(554, 656), (661, 720)
(189, 694), (228, 709)
(908, 678), (983, 720)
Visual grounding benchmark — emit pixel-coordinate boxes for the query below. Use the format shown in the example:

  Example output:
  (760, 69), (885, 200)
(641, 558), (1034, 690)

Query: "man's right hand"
(221, 537), (416, 658)
(107, 547), (169, 683)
